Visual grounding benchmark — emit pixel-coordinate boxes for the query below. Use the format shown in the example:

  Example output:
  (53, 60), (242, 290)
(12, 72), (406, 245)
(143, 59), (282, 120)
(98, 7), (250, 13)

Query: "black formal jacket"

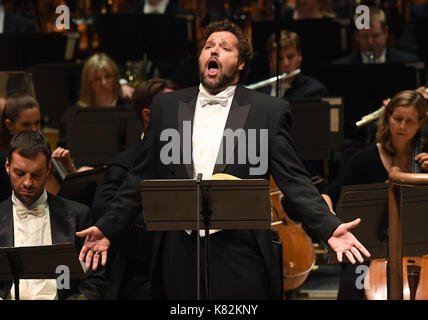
(95, 85), (342, 299)
(0, 193), (108, 300)
(332, 48), (418, 65)
(0, 151), (11, 202)
(3, 11), (37, 33)
(92, 139), (151, 299)
(398, 3), (428, 56)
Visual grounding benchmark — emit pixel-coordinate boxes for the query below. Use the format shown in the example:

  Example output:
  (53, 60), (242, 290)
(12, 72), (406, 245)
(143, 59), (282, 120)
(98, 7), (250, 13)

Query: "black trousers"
(160, 230), (270, 300)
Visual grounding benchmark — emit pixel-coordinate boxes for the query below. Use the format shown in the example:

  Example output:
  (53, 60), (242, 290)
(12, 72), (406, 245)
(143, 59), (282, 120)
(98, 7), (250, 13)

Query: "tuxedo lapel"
(0, 199), (14, 247)
(48, 194), (75, 244)
(213, 85), (250, 174)
(178, 91), (198, 179)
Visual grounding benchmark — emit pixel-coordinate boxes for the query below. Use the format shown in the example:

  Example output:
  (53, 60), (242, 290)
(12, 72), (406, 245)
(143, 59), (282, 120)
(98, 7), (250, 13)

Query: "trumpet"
(245, 69), (301, 90)
(356, 87), (428, 127)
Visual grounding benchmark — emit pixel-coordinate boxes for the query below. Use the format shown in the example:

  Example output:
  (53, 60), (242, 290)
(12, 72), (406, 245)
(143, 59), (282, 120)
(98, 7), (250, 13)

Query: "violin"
(269, 177), (316, 293)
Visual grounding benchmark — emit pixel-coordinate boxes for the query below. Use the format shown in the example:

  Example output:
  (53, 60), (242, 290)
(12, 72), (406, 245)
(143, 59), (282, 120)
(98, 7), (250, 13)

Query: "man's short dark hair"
(8, 130), (52, 166)
(198, 19), (253, 82)
(132, 78), (179, 123)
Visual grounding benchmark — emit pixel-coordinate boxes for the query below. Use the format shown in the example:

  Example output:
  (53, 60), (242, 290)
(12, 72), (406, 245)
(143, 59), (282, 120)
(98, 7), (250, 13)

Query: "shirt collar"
(198, 84), (237, 100)
(12, 189), (48, 210)
(361, 48), (387, 64)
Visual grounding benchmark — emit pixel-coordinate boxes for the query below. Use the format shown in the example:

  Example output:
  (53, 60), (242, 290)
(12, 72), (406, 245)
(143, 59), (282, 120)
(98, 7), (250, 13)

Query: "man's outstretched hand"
(76, 226), (111, 270)
(328, 218), (371, 264)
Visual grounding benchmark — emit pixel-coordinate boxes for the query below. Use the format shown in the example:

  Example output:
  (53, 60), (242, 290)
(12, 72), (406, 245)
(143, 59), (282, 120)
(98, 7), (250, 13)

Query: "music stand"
(329, 183), (389, 262)
(0, 33), (69, 71)
(329, 181), (428, 299)
(0, 243), (85, 300)
(140, 177), (271, 299)
(57, 166), (106, 207)
(289, 98), (343, 161)
(95, 13), (196, 64)
(66, 107), (142, 167)
(322, 63), (421, 141)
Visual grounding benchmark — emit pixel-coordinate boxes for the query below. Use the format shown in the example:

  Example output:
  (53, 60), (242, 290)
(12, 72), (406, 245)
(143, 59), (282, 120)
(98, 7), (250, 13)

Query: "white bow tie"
(199, 92), (229, 108)
(16, 205), (45, 220)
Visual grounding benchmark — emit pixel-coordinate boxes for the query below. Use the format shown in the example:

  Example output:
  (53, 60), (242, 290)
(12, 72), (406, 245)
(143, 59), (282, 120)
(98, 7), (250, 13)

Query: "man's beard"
(199, 65), (239, 92)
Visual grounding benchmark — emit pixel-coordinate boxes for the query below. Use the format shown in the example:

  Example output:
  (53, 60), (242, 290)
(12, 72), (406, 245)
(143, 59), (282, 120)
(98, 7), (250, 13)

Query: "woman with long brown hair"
(322, 89), (428, 299)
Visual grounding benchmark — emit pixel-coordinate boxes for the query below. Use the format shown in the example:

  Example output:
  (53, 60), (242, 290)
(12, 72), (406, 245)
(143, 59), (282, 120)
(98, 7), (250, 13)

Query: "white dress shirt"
(192, 84), (236, 180)
(9, 190), (58, 300)
(187, 84), (236, 236)
(143, 0), (169, 14)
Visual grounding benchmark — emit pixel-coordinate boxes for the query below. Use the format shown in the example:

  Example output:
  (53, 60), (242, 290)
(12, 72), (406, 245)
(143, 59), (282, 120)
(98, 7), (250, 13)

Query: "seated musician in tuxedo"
(91, 78), (178, 299)
(261, 29), (328, 195)
(333, 6), (417, 65)
(0, 131), (108, 300)
(262, 29), (328, 100)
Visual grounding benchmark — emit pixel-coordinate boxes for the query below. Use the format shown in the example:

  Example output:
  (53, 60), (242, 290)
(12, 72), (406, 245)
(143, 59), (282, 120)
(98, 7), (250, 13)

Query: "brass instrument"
(245, 69), (301, 90)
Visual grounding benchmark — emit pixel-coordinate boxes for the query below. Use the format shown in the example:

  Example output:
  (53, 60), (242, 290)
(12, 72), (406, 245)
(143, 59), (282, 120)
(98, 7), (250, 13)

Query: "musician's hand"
(382, 98), (390, 108)
(76, 226), (111, 270)
(52, 147), (76, 174)
(76, 166), (94, 173)
(120, 84), (135, 103)
(416, 86), (428, 99)
(415, 152), (428, 171)
(327, 218), (371, 264)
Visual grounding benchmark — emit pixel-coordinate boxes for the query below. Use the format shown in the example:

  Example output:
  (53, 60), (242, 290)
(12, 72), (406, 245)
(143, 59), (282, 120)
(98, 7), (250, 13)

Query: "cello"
(269, 177), (316, 293)
(365, 134), (428, 300)
(211, 174), (316, 294)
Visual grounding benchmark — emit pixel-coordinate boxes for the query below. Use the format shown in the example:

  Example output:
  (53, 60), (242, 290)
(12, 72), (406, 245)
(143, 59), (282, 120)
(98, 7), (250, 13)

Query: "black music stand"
(289, 98), (343, 161)
(328, 183), (428, 298)
(95, 13), (196, 64)
(57, 166), (106, 207)
(140, 177), (271, 299)
(0, 243), (85, 300)
(322, 63), (421, 141)
(66, 107), (141, 167)
(328, 183), (389, 262)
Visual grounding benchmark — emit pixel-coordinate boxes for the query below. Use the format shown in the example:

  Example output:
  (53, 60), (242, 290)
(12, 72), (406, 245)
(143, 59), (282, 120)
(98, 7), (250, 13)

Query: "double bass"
(269, 177), (316, 293)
